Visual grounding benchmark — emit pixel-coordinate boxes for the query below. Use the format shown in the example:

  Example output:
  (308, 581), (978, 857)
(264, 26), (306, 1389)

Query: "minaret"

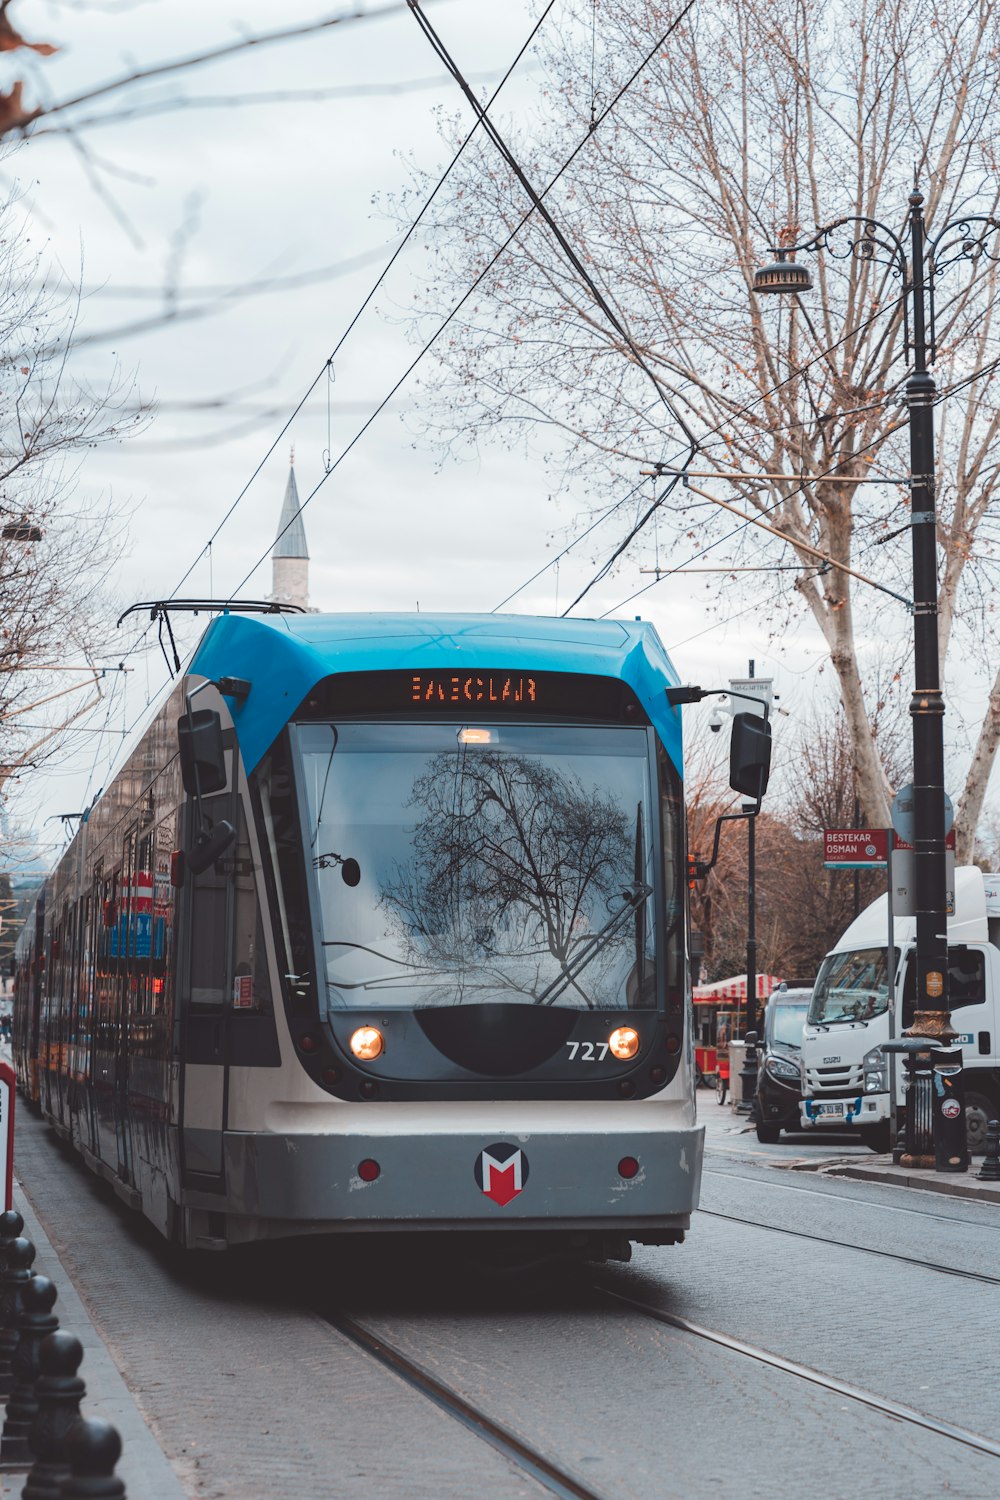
(270, 449), (311, 610)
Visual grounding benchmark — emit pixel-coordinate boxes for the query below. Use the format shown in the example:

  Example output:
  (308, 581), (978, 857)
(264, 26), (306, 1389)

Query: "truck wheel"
(861, 1123), (892, 1153)
(964, 1091), (995, 1156)
(755, 1123), (781, 1144)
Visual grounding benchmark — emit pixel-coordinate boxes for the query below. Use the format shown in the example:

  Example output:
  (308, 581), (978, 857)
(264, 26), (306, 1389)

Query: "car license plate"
(816, 1102), (846, 1117)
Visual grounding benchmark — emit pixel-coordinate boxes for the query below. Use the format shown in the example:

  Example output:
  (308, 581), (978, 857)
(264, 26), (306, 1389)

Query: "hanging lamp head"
(753, 250), (813, 295)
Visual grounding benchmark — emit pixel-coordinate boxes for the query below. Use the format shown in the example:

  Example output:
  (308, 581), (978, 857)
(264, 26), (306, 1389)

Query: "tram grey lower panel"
(213, 1126), (704, 1227)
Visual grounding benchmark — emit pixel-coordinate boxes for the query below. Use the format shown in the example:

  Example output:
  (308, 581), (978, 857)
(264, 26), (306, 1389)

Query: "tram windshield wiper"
(537, 882), (652, 1007)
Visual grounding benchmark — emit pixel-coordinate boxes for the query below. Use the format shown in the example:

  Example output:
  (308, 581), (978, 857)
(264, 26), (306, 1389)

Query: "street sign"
(890, 784), (955, 844)
(726, 677), (773, 719)
(891, 831), (956, 917)
(823, 829), (888, 868)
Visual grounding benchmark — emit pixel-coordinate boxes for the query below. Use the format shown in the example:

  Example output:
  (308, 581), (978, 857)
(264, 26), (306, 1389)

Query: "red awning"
(692, 973), (783, 1003)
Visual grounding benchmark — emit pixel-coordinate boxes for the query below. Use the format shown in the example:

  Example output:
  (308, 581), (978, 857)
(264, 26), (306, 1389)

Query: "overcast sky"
(3, 0), (985, 871)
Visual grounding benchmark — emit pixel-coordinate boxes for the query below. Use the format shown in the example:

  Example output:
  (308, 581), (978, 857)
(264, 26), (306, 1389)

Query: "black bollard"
(23, 1331), (86, 1500)
(977, 1119), (1000, 1181)
(1, 1275), (58, 1465)
(0, 1212), (24, 1258)
(0, 1238), (36, 1400)
(61, 1418), (126, 1500)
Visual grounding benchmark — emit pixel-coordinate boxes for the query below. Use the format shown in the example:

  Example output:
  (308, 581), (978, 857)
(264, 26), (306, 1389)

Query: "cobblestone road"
(14, 1096), (1000, 1499)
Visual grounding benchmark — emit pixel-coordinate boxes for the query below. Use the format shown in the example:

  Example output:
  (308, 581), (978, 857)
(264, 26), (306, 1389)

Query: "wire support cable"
(226, 0), (703, 602)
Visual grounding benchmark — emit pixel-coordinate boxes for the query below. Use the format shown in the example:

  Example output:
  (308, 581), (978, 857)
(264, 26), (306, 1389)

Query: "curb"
(818, 1161), (1000, 1206)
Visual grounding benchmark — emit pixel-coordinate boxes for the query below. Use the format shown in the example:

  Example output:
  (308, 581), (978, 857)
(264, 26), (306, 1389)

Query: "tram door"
(179, 750), (236, 1188)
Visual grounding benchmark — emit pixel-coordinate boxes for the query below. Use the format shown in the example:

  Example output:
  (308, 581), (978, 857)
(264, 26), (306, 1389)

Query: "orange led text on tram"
(411, 674), (538, 705)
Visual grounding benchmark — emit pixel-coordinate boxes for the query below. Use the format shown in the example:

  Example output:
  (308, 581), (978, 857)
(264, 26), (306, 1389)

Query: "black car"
(755, 987), (812, 1143)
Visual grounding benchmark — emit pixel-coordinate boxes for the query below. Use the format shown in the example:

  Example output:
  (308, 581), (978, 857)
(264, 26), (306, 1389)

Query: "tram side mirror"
(187, 819), (237, 876)
(729, 712), (772, 800)
(177, 709), (228, 796)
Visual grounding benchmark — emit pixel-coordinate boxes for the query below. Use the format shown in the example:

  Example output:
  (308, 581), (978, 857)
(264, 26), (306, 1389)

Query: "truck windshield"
(295, 721), (658, 1010)
(809, 948), (893, 1026)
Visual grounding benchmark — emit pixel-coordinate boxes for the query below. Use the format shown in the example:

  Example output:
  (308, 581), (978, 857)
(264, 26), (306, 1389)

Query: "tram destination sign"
(823, 829), (888, 868)
(302, 669), (643, 723)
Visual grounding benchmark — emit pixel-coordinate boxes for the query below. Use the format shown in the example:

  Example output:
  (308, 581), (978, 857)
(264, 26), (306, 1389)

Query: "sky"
(2, 0), (990, 876)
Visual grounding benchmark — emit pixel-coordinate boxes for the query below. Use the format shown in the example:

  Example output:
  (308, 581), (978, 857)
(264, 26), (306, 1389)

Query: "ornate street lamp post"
(754, 189), (1000, 1166)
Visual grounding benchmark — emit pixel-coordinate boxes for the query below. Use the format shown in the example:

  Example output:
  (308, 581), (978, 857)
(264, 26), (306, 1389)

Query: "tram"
(12, 612), (761, 1255)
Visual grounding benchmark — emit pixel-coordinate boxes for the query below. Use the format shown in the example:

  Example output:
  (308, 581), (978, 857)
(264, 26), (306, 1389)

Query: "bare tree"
(0, 187), (142, 805)
(397, 0), (1000, 856)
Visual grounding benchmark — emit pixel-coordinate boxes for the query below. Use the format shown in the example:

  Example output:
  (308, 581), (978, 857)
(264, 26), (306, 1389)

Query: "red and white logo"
(474, 1142), (529, 1207)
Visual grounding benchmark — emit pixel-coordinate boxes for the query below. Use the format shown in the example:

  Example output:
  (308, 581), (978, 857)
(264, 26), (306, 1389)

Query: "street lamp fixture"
(752, 251), (813, 296)
(2, 522), (42, 543)
(753, 189), (1000, 1166)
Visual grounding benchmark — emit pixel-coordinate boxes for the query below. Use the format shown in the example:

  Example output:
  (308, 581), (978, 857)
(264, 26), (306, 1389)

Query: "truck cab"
(799, 867), (1000, 1153)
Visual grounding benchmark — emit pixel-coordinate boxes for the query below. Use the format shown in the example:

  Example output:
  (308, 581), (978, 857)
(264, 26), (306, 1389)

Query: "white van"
(798, 866), (1000, 1152)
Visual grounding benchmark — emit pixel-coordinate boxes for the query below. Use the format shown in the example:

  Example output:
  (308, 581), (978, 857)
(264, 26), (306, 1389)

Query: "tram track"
(326, 1272), (1000, 1493)
(597, 1287), (1000, 1462)
(326, 1312), (609, 1500)
(698, 1206), (1000, 1285)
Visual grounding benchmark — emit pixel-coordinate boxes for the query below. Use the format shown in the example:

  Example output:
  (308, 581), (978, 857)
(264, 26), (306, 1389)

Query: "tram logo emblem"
(475, 1142), (528, 1207)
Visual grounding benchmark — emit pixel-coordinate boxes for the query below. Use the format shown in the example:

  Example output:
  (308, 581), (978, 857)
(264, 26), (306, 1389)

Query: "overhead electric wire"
(406, 0), (698, 457)
(491, 477), (647, 612)
(600, 417), (911, 619)
(562, 294), (910, 617)
(498, 303), (902, 617)
(169, 0), (557, 606)
(227, 0), (703, 602)
(46, 4), (562, 815)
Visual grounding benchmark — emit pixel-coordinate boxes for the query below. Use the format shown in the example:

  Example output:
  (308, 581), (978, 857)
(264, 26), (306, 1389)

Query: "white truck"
(798, 865), (1000, 1152)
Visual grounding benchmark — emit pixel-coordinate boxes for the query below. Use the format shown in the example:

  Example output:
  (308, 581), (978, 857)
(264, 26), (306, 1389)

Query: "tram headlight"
(350, 1026), (384, 1061)
(609, 1026), (640, 1060)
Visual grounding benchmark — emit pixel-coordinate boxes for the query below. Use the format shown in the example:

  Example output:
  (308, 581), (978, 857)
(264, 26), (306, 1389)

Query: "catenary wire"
(167, 0), (558, 605)
(407, 0), (698, 456)
(225, 0), (702, 602)
(513, 293), (907, 618)
(559, 295), (911, 616)
(40, 2), (563, 812)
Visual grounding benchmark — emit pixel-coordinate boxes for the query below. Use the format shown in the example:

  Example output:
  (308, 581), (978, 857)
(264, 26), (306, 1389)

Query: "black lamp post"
(754, 189), (1000, 1142)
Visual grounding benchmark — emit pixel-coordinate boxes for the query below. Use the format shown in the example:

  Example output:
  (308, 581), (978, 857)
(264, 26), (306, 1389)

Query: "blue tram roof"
(189, 612), (683, 774)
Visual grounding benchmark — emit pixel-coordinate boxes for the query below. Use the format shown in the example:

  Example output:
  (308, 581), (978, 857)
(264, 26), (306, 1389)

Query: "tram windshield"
(294, 721), (659, 1010)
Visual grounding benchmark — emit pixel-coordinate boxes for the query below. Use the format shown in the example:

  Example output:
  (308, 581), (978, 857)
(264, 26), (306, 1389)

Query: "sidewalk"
(698, 1088), (1000, 1207)
(1, 1183), (186, 1499)
(804, 1156), (1000, 1205)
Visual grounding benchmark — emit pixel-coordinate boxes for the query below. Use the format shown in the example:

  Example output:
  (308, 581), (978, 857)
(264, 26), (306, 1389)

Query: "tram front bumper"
(214, 1123), (704, 1232)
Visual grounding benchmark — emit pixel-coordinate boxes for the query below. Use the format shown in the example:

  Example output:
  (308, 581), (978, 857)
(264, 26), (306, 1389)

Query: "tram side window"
(231, 803), (272, 1012)
(188, 790), (230, 1008)
(152, 814), (178, 1021)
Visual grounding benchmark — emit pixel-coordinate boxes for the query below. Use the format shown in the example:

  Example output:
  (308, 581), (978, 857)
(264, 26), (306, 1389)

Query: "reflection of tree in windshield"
(811, 948), (889, 1024)
(380, 751), (643, 1006)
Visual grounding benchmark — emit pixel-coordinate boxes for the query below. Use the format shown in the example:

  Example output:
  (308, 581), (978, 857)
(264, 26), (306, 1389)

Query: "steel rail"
(326, 1313), (609, 1500)
(698, 1206), (1000, 1285)
(701, 1163), (1000, 1228)
(600, 1288), (1000, 1461)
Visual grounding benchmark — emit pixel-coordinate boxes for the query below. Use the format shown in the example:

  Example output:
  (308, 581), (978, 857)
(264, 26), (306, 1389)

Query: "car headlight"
(765, 1054), (801, 1082)
(863, 1045), (885, 1092)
